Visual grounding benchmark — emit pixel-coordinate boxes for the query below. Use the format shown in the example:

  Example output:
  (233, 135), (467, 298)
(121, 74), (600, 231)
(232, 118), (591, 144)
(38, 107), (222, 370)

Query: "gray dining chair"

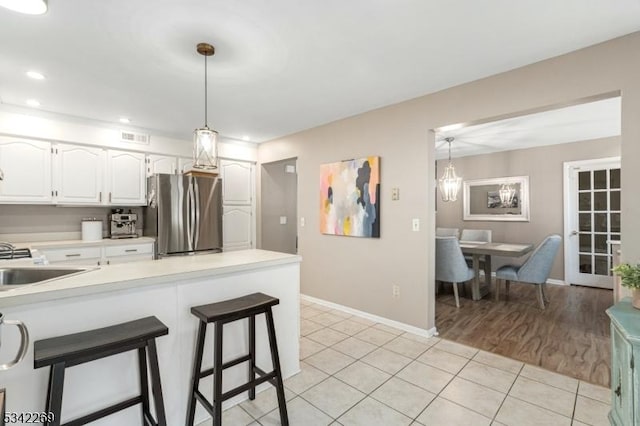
(460, 229), (492, 243)
(436, 227), (460, 239)
(436, 236), (474, 308)
(460, 228), (492, 267)
(494, 234), (562, 309)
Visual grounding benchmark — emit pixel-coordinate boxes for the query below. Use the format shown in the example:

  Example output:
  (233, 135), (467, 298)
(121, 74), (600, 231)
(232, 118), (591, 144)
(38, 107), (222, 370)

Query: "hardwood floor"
(435, 280), (612, 387)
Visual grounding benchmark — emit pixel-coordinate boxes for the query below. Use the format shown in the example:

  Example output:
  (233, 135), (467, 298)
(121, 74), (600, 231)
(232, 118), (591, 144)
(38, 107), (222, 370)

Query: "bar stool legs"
(186, 294), (289, 426)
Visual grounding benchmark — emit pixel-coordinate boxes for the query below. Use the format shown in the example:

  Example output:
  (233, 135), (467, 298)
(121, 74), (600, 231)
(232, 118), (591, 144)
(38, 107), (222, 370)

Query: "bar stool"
(33, 316), (169, 426)
(186, 292), (289, 426)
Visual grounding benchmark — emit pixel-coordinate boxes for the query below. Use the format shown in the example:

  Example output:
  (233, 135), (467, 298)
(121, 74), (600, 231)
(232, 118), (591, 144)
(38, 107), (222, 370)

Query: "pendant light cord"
(204, 54), (208, 127)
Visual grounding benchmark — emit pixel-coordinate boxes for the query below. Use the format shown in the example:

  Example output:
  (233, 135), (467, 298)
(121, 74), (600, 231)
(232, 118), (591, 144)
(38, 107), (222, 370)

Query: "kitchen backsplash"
(0, 205), (143, 242)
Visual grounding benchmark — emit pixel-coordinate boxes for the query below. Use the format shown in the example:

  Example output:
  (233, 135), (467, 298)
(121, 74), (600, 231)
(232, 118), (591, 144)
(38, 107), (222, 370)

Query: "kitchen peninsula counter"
(0, 249), (301, 425)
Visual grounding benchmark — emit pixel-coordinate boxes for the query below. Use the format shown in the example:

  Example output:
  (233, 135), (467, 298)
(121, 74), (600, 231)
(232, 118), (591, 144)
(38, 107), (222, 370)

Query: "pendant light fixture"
(193, 43), (218, 170)
(499, 183), (516, 207)
(438, 137), (462, 202)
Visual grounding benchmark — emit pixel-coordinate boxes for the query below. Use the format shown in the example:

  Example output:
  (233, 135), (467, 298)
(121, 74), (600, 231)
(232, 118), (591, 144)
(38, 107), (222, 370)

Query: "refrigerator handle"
(186, 177), (195, 251)
(193, 178), (201, 249)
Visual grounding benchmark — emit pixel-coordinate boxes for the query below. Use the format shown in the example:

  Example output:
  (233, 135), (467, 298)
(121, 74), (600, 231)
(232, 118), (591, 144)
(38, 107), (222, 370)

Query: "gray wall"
(0, 205), (143, 239)
(261, 158), (298, 254)
(258, 32), (640, 331)
(436, 136), (621, 281)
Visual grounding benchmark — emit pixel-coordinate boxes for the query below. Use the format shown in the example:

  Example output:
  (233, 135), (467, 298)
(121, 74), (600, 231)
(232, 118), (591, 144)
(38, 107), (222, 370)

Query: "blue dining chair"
(494, 234), (562, 309)
(436, 236), (474, 308)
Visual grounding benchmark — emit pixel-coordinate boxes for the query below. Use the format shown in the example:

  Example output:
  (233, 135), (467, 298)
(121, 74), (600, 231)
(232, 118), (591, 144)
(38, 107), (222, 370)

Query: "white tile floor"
(206, 300), (612, 425)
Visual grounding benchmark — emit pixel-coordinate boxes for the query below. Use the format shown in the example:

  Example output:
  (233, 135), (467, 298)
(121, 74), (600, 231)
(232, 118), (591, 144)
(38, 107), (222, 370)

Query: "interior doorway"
(564, 157), (621, 289)
(261, 158), (298, 254)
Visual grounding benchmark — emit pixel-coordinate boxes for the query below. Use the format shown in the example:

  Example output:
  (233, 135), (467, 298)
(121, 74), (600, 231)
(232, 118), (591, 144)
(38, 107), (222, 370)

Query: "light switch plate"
(300, 217), (305, 227)
(412, 218), (420, 232)
(280, 216), (287, 225)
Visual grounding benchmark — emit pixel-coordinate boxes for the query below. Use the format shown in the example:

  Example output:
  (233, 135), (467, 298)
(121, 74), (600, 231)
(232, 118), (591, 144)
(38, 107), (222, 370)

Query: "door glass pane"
(593, 192), (607, 210)
(610, 191), (620, 211)
(594, 255), (609, 276)
(610, 168), (620, 189)
(610, 233), (620, 241)
(611, 213), (621, 233)
(579, 213), (591, 232)
(594, 213), (607, 232)
(579, 254), (592, 274)
(594, 170), (607, 189)
(579, 193), (591, 211)
(594, 234), (608, 254)
(579, 234), (591, 252)
(579, 171), (591, 190)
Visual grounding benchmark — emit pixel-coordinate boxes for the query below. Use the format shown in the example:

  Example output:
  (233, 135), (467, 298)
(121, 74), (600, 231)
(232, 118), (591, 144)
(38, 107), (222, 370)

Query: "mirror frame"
(463, 175), (530, 222)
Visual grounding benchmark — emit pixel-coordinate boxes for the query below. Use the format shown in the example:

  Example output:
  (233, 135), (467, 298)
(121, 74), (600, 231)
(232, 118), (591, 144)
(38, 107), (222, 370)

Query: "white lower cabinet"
(223, 205), (253, 251)
(38, 241), (154, 266)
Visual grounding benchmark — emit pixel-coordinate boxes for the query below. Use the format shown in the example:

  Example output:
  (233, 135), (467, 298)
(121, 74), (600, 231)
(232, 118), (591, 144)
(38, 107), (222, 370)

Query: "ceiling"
(0, 1), (639, 143)
(435, 96), (622, 160)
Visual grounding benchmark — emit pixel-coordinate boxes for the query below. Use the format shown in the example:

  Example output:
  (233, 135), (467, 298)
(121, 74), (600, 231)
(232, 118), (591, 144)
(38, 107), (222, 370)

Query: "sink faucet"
(0, 242), (16, 258)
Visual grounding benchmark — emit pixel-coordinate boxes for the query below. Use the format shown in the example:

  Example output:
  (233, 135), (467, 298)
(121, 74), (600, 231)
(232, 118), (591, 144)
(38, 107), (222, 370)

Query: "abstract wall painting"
(320, 157), (380, 238)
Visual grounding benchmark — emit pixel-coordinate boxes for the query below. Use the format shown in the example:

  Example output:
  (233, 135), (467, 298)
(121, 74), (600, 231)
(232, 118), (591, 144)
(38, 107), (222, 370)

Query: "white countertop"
(0, 249), (301, 308)
(17, 237), (156, 250)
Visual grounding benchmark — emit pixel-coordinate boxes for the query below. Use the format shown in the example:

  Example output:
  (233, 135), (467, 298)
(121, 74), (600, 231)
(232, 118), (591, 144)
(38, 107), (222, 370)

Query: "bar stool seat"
(34, 316), (168, 426)
(186, 292), (288, 426)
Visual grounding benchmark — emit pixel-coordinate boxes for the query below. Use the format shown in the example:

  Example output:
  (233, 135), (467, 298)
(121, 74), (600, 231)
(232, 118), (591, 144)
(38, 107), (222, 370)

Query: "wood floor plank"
(435, 281), (612, 387)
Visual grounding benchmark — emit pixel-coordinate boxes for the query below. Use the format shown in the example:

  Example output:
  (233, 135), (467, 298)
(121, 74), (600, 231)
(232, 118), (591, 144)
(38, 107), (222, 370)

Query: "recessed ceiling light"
(26, 99), (40, 107)
(119, 117), (131, 124)
(26, 71), (45, 80)
(0, 0), (47, 15)
(242, 135), (250, 141)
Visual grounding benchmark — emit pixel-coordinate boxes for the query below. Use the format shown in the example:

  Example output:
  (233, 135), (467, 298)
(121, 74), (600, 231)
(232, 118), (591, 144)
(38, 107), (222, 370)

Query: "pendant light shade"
(193, 43), (218, 170)
(438, 137), (462, 202)
(499, 183), (516, 206)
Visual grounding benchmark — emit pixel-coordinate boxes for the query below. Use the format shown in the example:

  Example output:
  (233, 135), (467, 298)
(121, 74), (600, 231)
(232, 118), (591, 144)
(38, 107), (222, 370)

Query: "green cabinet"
(607, 299), (640, 426)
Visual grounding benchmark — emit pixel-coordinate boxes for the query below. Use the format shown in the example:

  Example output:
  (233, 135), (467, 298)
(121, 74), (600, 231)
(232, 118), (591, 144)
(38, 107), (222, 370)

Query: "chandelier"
(499, 183), (516, 207)
(438, 137), (462, 202)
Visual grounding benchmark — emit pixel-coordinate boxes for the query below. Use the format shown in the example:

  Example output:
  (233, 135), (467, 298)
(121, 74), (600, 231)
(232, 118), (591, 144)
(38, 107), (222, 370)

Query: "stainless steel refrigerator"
(144, 174), (223, 257)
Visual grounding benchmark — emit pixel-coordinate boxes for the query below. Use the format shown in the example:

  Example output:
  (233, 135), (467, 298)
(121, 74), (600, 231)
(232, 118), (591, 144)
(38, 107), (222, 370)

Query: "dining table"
(459, 241), (534, 300)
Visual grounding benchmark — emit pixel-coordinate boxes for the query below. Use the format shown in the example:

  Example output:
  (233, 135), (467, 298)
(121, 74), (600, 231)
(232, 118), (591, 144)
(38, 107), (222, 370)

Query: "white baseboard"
(300, 294), (438, 338)
(488, 272), (567, 286)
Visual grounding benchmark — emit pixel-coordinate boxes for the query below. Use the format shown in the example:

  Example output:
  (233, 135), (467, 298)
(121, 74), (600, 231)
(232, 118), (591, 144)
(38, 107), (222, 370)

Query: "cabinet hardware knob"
(125, 249), (137, 252)
(615, 384), (621, 397)
(109, 192), (112, 203)
(65, 253), (81, 257)
(0, 168), (4, 181)
(99, 192), (102, 202)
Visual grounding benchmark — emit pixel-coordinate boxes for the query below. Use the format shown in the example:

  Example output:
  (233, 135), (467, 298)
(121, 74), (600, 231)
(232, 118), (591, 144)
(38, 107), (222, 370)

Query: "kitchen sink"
(0, 267), (91, 290)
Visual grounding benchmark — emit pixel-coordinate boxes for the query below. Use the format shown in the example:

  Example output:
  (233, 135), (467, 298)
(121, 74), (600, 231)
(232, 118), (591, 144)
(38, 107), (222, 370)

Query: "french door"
(564, 157), (621, 288)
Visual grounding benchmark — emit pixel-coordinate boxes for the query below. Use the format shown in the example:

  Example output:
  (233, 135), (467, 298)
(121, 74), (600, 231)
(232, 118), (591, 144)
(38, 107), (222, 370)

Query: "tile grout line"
(489, 361), (525, 424)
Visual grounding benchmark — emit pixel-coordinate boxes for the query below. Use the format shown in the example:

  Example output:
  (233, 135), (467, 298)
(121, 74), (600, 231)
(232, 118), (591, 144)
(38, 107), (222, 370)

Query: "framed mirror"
(463, 176), (530, 221)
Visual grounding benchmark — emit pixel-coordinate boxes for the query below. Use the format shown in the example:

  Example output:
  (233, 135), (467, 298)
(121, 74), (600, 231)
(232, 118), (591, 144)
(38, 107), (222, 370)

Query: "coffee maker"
(109, 209), (138, 239)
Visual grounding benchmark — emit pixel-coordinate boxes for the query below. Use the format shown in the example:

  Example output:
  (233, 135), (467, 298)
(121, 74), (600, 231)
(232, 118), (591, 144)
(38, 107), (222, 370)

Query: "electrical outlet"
(392, 187), (400, 201)
(412, 218), (420, 232)
(392, 285), (400, 298)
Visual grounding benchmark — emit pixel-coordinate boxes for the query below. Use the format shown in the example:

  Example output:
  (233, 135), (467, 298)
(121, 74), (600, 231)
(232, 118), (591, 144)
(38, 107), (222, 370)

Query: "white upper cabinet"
(53, 144), (104, 204)
(178, 157), (195, 173)
(106, 150), (146, 205)
(0, 137), (52, 203)
(147, 154), (177, 176)
(220, 160), (253, 205)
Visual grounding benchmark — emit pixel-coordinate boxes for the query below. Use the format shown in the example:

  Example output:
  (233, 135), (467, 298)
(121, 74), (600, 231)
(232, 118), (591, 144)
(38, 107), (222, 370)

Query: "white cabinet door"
(106, 150), (147, 205)
(53, 144), (104, 204)
(220, 160), (253, 205)
(0, 137), (52, 203)
(223, 205), (253, 251)
(178, 157), (195, 173)
(147, 155), (176, 177)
